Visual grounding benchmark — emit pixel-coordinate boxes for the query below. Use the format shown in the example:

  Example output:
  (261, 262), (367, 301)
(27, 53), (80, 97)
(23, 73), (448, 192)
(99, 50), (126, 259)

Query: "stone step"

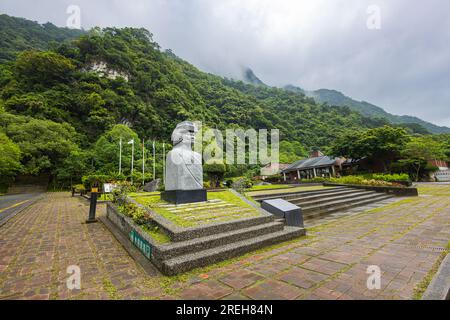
(302, 192), (391, 214)
(283, 189), (374, 204)
(252, 186), (349, 201)
(167, 214), (276, 242)
(303, 194), (394, 219)
(180, 207), (255, 221)
(290, 190), (378, 207)
(154, 221), (285, 261)
(160, 226), (305, 275)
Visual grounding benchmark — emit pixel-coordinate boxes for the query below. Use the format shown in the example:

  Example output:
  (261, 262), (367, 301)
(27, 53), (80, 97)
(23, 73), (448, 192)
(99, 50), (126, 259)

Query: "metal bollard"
(86, 188), (98, 223)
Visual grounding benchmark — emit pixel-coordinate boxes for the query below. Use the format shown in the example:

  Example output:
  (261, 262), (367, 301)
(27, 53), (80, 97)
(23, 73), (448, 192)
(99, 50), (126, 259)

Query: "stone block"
(261, 199), (303, 227)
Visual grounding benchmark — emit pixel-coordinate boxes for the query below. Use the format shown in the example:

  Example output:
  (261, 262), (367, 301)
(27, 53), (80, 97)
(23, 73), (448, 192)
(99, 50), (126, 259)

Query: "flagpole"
(131, 140), (134, 184)
(162, 142), (165, 185)
(119, 137), (122, 175)
(142, 138), (145, 186)
(153, 140), (156, 180)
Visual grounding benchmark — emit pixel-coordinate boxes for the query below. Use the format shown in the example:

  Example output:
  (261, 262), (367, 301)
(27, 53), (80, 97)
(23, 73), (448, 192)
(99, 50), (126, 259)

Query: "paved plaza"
(0, 185), (449, 300)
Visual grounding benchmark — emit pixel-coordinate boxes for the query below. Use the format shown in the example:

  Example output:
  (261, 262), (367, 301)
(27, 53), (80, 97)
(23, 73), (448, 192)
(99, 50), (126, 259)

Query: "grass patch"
(247, 185), (328, 197)
(102, 278), (120, 300)
(412, 241), (450, 300)
(98, 193), (113, 201)
(141, 225), (171, 244)
(131, 190), (262, 228)
(247, 184), (293, 191)
(209, 190), (257, 208)
(129, 191), (160, 197)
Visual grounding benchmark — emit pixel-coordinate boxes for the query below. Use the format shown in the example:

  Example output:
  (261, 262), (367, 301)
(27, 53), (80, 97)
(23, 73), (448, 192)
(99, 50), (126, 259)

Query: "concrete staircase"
(252, 186), (395, 220)
(150, 215), (305, 275)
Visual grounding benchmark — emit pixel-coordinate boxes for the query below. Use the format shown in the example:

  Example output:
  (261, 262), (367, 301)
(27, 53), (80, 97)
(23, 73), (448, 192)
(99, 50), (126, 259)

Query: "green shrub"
(264, 174), (283, 183)
(82, 174), (111, 189)
(116, 198), (151, 225)
(369, 173), (410, 182)
(73, 184), (85, 193)
(225, 179), (234, 188)
(300, 177), (327, 183)
(131, 207), (149, 225)
(231, 177), (253, 193)
(328, 175), (404, 187)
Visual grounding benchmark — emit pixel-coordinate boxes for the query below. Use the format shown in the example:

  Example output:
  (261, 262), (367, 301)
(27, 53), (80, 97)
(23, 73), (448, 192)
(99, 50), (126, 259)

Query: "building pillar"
(331, 165), (336, 177)
(297, 170), (301, 180)
(283, 172), (286, 181)
(313, 168), (317, 178)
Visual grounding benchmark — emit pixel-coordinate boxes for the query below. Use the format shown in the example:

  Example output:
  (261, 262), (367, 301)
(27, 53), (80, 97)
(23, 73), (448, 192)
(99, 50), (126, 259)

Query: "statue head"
(171, 121), (198, 147)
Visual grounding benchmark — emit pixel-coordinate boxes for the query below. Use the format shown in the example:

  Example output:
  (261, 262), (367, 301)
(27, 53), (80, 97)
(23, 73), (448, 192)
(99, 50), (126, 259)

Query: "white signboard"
(103, 183), (117, 193)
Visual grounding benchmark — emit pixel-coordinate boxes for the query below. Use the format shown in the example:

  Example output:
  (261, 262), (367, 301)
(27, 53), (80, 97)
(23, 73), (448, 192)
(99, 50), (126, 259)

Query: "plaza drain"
(415, 245), (447, 252)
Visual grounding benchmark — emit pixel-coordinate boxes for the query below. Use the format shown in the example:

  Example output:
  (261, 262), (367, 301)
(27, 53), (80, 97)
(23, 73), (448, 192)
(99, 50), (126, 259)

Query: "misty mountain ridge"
(268, 79), (449, 134)
(239, 67), (449, 134)
(241, 67), (266, 86)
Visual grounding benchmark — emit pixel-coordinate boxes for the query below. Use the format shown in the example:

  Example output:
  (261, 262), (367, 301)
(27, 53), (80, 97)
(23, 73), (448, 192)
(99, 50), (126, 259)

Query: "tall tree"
(399, 136), (446, 181)
(92, 124), (140, 175)
(0, 132), (21, 187)
(330, 126), (410, 172)
(5, 118), (78, 175)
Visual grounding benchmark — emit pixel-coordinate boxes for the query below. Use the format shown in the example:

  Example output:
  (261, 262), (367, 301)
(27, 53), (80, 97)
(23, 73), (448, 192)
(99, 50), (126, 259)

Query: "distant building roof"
(282, 156), (338, 172)
(260, 163), (290, 176)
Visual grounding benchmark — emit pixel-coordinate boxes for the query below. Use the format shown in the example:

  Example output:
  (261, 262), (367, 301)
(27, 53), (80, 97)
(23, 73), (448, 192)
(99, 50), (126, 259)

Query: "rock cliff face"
(87, 61), (129, 81)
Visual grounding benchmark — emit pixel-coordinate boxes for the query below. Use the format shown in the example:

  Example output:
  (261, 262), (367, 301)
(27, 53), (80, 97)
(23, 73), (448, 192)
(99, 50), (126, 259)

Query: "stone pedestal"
(161, 189), (207, 205)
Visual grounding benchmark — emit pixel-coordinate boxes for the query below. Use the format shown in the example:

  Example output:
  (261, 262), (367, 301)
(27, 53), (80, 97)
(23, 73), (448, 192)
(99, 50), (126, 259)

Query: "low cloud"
(1, 0), (449, 126)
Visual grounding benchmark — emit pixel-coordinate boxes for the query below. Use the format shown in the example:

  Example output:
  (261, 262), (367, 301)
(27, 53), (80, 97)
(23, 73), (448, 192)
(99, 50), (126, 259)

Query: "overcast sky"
(1, 0), (450, 127)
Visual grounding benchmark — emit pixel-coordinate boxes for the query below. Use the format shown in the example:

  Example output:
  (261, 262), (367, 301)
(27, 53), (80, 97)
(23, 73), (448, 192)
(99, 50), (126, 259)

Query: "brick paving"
(0, 186), (449, 300)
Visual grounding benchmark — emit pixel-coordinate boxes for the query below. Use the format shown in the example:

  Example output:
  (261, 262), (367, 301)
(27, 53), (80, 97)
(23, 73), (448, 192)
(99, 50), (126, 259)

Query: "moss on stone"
(412, 242), (450, 300)
(141, 225), (171, 244)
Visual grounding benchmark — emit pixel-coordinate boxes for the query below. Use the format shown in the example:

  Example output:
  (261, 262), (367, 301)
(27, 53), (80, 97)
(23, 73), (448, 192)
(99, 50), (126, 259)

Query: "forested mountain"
(0, 14), (447, 188)
(0, 14), (85, 63)
(284, 84), (450, 134)
(0, 15), (384, 144)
